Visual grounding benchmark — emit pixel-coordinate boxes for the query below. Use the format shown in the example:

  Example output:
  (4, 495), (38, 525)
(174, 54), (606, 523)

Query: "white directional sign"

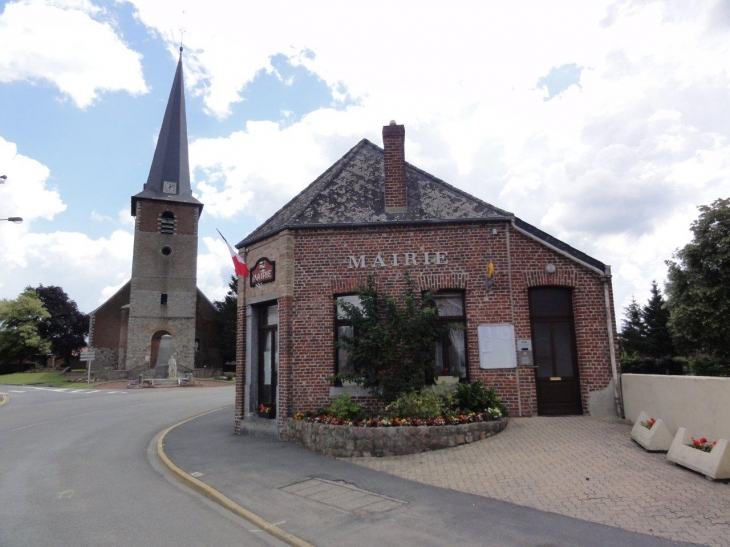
(80, 352), (96, 362)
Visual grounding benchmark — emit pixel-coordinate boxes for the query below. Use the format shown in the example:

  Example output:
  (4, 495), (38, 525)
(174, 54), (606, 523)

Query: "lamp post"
(1, 217), (23, 224)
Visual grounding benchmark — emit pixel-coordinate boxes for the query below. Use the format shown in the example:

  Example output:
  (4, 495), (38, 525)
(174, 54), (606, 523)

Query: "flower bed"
(281, 414), (508, 457)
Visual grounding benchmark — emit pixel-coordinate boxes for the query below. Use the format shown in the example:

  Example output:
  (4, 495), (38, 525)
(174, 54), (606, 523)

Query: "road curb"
(0, 394), (8, 408)
(156, 408), (315, 547)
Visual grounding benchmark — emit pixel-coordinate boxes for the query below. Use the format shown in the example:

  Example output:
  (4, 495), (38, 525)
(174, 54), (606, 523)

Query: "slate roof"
(132, 49), (202, 215)
(240, 139), (513, 246)
(238, 138), (608, 274)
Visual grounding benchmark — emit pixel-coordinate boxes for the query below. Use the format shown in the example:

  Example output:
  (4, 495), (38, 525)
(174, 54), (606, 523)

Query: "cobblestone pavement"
(344, 417), (730, 547)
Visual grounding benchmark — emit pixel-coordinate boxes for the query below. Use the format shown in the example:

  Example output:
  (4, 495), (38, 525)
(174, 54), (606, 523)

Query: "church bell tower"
(125, 47), (203, 372)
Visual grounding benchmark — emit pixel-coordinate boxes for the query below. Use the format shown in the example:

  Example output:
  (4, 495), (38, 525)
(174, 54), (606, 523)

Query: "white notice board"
(477, 323), (517, 369)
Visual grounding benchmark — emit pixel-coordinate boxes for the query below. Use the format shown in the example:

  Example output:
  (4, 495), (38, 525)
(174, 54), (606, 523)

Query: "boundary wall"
(623, 374), (730, 441)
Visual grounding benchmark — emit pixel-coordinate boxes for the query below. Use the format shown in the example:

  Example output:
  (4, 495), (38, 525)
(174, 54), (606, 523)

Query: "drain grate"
(281, 478), (406, 513)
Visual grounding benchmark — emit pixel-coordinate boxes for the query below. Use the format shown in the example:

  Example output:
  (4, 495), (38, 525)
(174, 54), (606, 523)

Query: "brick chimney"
(383, 121), (407, 213)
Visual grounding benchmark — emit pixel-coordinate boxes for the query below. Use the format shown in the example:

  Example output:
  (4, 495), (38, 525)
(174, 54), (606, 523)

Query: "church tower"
(125, 47), (203, 372)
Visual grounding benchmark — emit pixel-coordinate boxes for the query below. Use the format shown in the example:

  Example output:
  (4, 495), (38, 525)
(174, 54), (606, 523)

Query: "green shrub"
(690, 354), (730, 377)
(454, 381), (508, 416)
(336, 273), (446, 403)
(387, 388), (453, 419)
(324, 394), (364, 421)
(620, 352), (686, 375)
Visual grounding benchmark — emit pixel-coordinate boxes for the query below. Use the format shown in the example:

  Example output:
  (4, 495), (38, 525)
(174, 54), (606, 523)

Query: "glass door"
(258, 303), (278, 416)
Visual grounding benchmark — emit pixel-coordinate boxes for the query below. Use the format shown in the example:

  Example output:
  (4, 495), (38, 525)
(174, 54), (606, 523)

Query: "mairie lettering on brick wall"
(347, 251), (448, 269)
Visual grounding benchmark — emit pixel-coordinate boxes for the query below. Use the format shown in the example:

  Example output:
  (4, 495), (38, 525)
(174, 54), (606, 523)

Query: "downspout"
(601, 271), (623, 418)
(505, 224), (521, 417)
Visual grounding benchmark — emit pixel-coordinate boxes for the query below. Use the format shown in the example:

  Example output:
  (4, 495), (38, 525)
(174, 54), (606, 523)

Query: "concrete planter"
(631, 411), (674, 452)
(667, 427), (730, 480)
(281, 417), (508, 457)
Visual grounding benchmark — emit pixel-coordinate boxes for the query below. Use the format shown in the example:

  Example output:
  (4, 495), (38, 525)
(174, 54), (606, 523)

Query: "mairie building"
(234, 122), (620, 436)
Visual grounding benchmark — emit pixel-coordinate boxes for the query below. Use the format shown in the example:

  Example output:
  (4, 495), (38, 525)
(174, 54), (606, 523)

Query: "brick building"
(88, 49), (222, 376)
(234, 122), (620, 436)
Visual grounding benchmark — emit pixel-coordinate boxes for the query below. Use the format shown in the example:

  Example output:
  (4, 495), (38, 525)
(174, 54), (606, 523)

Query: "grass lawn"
(0, 371), (100, 388)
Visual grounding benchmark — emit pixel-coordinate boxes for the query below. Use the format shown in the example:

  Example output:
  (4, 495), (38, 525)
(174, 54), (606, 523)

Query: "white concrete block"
(667, 427), (730, 480)
(631, 411), (674, 452)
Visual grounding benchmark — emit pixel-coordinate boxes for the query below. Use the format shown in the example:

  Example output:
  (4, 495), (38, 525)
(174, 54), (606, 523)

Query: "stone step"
(141, 378), (181, 388)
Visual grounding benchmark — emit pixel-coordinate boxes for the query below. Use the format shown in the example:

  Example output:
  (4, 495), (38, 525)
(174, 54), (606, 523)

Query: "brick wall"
(88, 281), (130, 370)
(237, 221), (616, 421)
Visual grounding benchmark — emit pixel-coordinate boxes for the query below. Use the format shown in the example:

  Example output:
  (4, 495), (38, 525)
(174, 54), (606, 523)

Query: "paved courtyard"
(344, 416), (729, 547)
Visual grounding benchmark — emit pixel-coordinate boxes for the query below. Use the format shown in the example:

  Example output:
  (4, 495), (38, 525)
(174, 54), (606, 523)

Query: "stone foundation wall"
(280, 417), (508, 457)
(90, 348), (119, 371)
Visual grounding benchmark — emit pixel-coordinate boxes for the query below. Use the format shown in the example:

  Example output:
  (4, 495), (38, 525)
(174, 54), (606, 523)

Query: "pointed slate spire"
(132, 47), (202, 215)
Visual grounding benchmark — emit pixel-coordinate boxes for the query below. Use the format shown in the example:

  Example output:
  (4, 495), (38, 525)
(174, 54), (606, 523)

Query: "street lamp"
(1, 217), (23, 224)
(0, 175), (7, 183)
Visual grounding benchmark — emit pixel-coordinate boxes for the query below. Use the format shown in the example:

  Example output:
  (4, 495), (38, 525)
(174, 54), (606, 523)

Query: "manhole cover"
(281, 478), (406, 513)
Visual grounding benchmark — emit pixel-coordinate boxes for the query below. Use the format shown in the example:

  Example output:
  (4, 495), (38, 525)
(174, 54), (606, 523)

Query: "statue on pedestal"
(167, 354), (178, 378)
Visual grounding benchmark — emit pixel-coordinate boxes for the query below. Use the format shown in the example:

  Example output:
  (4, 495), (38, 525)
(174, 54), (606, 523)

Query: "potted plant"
(667, 427), (730, 480)
(257, 403), (276, 419)
(630, 411), (673, 452)
(435, 369), (463, 386)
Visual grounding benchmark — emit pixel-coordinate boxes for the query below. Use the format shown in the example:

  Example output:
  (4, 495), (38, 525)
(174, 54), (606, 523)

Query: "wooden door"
(529, 288), (582, 415)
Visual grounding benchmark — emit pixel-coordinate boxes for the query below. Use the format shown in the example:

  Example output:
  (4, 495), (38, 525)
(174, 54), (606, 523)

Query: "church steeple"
(132, 47), (202, 215)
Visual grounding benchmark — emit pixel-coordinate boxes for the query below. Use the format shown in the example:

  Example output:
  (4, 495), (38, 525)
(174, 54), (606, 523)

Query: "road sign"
(79, 352), (95, 362)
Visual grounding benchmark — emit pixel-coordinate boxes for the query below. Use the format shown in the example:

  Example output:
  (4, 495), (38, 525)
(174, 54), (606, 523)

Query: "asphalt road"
(0, 384), (286, 547)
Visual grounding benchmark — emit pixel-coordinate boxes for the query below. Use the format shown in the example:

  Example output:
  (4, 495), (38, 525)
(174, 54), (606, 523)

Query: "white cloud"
(0, 137), (66, 224)
(3, 0), (723, 321)
(0, 137), (134, 311)
(91, 210), (112, 223)
(0, 227), (134, 312)
(115, 0), (730, 316)
(0, 0), (147, 108)
(196, 237), (233, 303)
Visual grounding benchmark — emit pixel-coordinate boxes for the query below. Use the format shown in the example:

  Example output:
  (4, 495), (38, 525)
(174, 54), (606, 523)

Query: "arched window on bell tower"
(160, 211), (175, 234)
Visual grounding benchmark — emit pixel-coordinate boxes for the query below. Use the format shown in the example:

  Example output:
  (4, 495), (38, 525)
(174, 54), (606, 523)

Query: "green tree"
(641, 280), (674, 358)
(28, 285), (88, 366)
(619, 296), (645, 356)
(0, 290), (52, 369)
(666, 198), (730, 375)
(337, 273), (446, 403)
(213, 275), (238, 366)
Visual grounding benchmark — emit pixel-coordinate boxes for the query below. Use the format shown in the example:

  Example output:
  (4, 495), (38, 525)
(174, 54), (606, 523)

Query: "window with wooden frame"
(432, 291), (467, 379)
(334, 294), (362, 379)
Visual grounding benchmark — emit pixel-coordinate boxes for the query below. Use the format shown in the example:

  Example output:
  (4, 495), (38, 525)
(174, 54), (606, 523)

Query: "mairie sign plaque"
(250, 257), (276, 287)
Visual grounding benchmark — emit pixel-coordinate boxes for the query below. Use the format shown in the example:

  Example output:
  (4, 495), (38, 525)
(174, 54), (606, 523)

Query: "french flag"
(217, 229), (249, 277)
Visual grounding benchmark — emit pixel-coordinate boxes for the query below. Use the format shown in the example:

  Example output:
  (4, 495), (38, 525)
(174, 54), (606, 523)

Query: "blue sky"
(1, 0), (730, 317)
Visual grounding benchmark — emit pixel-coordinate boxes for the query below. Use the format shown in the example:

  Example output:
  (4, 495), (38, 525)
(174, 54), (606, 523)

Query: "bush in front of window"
(386, 388), (455, 419)
(454, 381), (509, 417)
(337, 272), (447, 403)
(321, 394), (365, 421)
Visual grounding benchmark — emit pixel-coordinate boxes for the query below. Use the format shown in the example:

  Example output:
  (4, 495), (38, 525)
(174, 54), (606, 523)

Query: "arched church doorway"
(150, 331), (172, 368)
